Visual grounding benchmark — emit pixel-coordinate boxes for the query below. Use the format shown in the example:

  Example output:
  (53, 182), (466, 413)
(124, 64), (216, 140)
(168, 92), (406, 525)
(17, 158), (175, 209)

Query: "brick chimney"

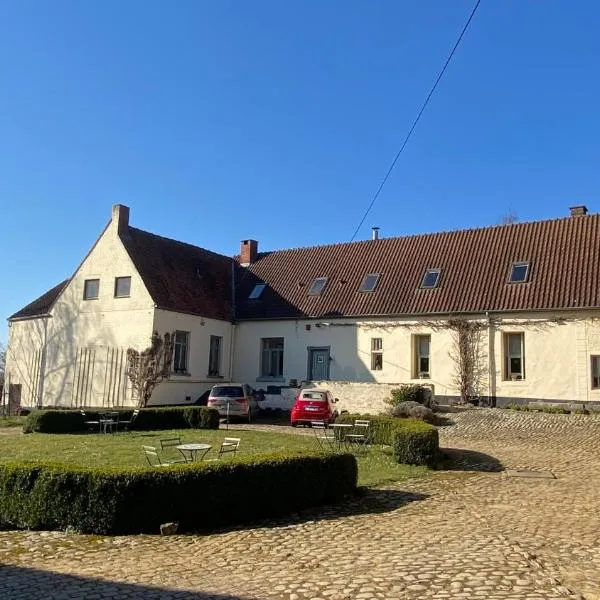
(569, 205), (588, 217)
(112, 204), (130, 234)
(240, 239), (258, 266)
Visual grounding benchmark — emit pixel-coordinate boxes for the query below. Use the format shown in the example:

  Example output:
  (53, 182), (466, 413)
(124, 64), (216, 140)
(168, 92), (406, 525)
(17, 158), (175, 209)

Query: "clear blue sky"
(1, 1), (599, 342)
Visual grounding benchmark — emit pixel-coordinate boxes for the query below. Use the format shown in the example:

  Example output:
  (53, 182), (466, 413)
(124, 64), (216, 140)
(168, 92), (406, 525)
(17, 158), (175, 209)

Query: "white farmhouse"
(5, 204), (600, 413)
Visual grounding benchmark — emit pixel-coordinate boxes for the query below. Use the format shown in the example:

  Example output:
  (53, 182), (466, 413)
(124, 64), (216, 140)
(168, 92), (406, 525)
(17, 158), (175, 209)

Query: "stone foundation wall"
(310, 381), (435, 415)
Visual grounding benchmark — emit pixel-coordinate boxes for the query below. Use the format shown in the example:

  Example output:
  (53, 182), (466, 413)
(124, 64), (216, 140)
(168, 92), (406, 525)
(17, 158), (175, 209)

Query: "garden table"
(330, 423), (353, 450)
(176, 443), (212, 462)
(99, 412), (119, 434)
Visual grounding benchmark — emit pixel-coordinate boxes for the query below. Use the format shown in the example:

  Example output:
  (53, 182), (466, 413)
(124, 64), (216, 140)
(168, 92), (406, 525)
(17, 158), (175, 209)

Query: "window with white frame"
(504, 332), (525, 380)
(509, 262), (530, 283)
(360, 274), (380, 293)
(592, 356), (600, 389)
(413, 335), (431, 378)
(308, 277), (328, 296)
(371, 338), (383, 370)
(173, 331), (190, 374)
(208, 335), (222, 376)
(261, 338), (284, 378)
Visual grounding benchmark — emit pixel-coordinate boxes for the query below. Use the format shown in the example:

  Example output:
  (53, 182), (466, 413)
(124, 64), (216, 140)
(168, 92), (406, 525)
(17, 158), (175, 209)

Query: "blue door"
(308, 348), (330, 380)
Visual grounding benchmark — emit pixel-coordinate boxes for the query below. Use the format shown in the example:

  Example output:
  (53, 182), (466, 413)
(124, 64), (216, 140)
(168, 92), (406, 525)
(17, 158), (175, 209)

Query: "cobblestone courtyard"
(1, 409), (599, 600)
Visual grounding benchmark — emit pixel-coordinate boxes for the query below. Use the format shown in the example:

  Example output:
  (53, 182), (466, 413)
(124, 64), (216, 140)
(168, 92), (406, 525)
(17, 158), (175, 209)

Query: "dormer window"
(510, 262), (530, 283)
(360, 273), (380, 293)
(421, 269), (441, 289)
(249, 283), (266, 299)
(308, 277), (328, 296)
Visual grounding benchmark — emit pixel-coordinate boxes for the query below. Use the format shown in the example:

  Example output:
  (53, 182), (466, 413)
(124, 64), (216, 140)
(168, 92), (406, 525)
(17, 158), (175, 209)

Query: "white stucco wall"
(233, 312), (600, 411)
(6, 211), (155, 408)
(149, 310), (233, 406)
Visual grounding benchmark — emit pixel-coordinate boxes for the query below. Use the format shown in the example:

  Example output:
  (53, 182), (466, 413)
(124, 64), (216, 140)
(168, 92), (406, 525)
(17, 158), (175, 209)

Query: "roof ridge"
(254, 213), (599, 256)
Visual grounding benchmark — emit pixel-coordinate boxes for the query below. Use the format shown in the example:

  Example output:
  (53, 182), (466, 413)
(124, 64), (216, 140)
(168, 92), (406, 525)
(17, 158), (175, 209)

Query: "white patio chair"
(346, 419), (371, 455)
(159, 435), (187, 463)
(80, 409), (100, 432)
(118, 409), (139, 432)
(311, 421), (336, 452)
(218, 437), (241, 458)
(142, 445), (176, 467)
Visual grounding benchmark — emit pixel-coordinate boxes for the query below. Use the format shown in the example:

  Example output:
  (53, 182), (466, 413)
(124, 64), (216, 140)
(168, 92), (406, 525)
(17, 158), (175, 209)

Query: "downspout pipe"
(486, 311), (493, 406)
(229, 261), (237, 382)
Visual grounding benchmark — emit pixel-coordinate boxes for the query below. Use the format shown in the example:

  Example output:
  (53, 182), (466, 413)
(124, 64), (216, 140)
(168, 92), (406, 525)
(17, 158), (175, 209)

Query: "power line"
(349, 0), (482, 242)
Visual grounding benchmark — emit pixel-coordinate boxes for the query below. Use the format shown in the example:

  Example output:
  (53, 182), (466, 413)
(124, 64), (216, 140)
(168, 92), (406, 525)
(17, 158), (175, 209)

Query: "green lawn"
(0, 416), (27, 428)
(0, 426), (429, 487)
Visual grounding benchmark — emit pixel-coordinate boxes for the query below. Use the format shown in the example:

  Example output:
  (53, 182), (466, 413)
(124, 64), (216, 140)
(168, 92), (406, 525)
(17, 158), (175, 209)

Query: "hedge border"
(336, 413), (440, 466)
(0, 452), (358, 535)
(23, 407), (220, 434)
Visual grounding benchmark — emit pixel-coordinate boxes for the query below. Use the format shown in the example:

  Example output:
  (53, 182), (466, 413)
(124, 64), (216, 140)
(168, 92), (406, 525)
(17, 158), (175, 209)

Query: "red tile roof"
(9, 280), (69, 320)
(11, 214), (600, 323)
(236, 214), (600, 319)
(121, 227), (233, 321)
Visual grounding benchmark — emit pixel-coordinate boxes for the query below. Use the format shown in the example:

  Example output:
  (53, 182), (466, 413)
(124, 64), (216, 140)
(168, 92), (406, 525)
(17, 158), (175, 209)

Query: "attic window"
(249, 284), (266, 299)
(421, 269), (441, 289)
(308, 277), (328, 296)
(360, 273), (380, 293)
(510, 262), (530, 283)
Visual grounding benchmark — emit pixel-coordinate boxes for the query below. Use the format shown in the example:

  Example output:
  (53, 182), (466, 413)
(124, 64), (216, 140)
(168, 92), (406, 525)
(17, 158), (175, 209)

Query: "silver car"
(206, 384), (260, 422)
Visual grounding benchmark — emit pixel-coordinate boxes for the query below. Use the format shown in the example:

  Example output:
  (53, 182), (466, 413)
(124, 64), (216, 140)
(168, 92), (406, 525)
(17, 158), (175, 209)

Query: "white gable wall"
(6, 215), (155, 408)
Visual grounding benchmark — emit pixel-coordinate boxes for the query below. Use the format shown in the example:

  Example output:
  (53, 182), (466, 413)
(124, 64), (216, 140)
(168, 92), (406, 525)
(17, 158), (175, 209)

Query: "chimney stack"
(371, 227), (380, 241)
(569, 205), (588, 217)
(112, 204), (130, 235)
(240, 239), (258, 266)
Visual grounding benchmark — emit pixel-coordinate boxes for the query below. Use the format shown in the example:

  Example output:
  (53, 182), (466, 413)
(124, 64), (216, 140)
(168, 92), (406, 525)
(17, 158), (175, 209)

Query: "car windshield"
(301, 391), (326, 401)
(211, 386), (244, 398)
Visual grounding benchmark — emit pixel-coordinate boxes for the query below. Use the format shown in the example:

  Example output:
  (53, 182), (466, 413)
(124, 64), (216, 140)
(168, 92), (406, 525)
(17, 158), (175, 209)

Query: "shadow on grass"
(439, 448), (504, 473)
(0, 565), (248, 600)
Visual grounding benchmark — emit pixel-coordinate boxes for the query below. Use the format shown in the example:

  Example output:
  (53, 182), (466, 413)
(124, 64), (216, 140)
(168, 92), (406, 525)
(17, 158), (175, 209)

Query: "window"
(173, 331), (190, 374)
(249, 283), (266, 299)
(360, 273), (380, 293)
(414, 335), (431, 378)
(371, 338), (383, 370)
(83, 279), (99, 300)
(421, 269), (441, 289)
(208, 335), (222, 376)
(510, 262), (530, 283)
(308, 277), (328, 296)
(114, 276), (131, 298)
(261, 338), (284, 378)
(592, 356), (600, 389)
(504, 332), (525, 380)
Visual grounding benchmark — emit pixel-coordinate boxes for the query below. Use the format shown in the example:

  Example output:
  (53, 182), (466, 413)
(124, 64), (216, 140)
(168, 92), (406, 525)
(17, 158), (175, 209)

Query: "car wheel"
(291, 421), (298, 427)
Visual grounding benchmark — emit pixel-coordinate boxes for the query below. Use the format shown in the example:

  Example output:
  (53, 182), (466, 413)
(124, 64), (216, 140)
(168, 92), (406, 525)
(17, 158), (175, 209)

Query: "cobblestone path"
(1, 409), (599, 600)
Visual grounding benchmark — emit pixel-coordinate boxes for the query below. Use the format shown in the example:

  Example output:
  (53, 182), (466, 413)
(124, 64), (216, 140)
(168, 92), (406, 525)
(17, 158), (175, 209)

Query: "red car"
(291, 389), (338, 426)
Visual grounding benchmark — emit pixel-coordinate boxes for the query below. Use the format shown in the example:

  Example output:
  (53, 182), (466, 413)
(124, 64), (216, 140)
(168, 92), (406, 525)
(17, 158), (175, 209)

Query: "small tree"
(0, 342), (5, 393)
(448, 320), (486, 404)
(126, 332), (174, 407)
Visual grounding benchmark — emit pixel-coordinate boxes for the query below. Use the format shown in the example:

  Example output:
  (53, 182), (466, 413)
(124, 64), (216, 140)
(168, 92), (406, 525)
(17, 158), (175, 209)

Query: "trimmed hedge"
(0, 452), (357, 535)
(336, 413), (440, 467)
(23, 407), (220, 434)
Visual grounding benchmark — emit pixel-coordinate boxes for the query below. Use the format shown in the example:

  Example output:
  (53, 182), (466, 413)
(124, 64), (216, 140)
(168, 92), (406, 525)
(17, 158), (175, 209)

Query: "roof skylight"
(509, 262), (530, 283)
(421, 269), (441, 289)
(248, 283), (266, 299)
(360, 273), (380, 293)
(308, 277), (328, 296)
